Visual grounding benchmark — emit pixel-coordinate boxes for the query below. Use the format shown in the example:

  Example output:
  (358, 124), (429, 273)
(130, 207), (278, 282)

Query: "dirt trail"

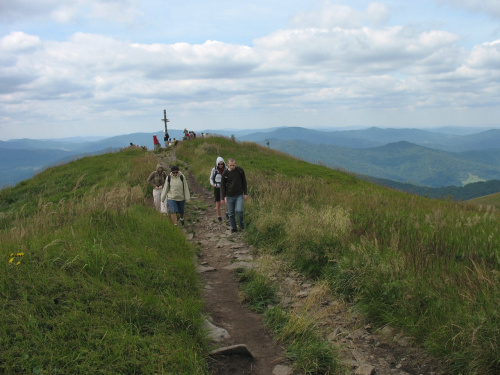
(159, 152), (447, 375)
(185, 173), (289, 374)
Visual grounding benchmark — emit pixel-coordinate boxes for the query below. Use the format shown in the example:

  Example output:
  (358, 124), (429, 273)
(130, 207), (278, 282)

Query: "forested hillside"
(263, 139), (500, 188)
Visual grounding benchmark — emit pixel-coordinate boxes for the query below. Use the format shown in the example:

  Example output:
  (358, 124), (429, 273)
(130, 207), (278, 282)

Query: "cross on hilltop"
(161, 110), (170, 133)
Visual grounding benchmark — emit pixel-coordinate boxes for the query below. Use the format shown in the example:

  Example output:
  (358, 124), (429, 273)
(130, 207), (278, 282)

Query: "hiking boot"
(218, 216), (222, 223)
(225, 212), (229, 220)
(180, 219), (185, 226)
(231, 229), (237, 233)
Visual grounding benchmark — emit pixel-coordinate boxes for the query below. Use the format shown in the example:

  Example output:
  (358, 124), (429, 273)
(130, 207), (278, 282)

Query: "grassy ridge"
(0, 149), (208, 374)
(178, 137), (500, 374)
(467, 191), (500, 208)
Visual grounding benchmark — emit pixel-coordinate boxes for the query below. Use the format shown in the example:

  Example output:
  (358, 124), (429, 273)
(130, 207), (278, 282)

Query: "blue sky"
(1, 0), (500, 140)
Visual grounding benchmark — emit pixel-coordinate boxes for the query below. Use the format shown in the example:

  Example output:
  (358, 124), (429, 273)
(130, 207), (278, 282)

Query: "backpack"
(167, 174), (184, 184)
(167, 174), (185, 194)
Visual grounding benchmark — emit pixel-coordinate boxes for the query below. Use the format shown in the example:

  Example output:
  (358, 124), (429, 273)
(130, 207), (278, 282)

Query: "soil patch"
(186, 173), (289, 374)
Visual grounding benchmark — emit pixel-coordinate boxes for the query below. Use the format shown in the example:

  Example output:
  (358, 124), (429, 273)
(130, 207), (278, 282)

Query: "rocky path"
(185, 173), (291, 375)
(159, 152), (447, 375)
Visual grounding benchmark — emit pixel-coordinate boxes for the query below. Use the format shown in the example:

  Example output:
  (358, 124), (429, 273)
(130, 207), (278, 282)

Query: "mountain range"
(239, 126), (500, 152)
(260, 138), (500, 187)
(2, 126), (500, 200)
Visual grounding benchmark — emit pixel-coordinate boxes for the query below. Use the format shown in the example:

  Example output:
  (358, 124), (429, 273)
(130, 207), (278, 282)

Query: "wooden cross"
(161, 110), (170, 133)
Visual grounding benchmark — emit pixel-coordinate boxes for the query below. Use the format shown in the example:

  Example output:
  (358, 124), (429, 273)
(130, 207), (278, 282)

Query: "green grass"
(265, 307), (343, 374)
(0, 148), (209, 374)
(3, 137), (499, 374)
(236, 268), (342, 374)
(178, 136), (500, 375)
(467, 191), (500, 208)
(236, 268), (279, 313)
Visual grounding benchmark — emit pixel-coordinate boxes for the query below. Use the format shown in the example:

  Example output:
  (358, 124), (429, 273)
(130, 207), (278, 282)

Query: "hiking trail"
(158, 152), (446, 375)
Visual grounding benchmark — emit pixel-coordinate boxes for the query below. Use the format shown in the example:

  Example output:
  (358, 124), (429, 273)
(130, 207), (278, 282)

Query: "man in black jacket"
(221, 158), (248, 233)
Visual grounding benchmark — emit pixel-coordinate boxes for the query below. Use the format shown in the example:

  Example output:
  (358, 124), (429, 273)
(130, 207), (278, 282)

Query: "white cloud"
(1, 1), (500, 139)
(0, 0), (139, 24)
(438, 0), (500, 19)
(466, 40), (500, 70)
(291, 2), (390, 29)
(0, 31), (41, 52)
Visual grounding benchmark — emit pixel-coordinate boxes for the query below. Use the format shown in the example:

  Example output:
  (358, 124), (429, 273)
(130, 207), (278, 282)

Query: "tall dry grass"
(178, 136), (500, 374)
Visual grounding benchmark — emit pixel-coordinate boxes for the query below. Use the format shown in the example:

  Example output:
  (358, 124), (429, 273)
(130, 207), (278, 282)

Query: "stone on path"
(203, 319), (230, 342)
(355, 364), (376, 375)
(197, 265), (216, 273)
(209, 344), (254, 357)
(223, 261), (254, 270)
(216, 238), (234, 248)
(272, 364), (293, 375)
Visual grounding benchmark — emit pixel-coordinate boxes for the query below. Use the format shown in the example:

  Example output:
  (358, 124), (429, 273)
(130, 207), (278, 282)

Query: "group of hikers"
(147, 157), (248, 233)
(153, 130), (208, 150)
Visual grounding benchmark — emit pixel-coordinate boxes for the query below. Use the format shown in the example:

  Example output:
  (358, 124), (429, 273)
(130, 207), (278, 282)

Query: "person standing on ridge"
(210, 157), (229, 223)
(147, 164), (168, 212)
(153, 134), (160, 150)
(161, 165), (190, 226)
(164, 132), (169, 147)
(221, 158), (248, 233)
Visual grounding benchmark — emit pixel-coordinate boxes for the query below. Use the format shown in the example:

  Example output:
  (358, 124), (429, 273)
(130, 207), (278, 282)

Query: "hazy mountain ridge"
(2, 126), (499, 198)
(264, 139), (500, 188)
(0, 148), (75, 187)
(360, 176), (500, 201)
(242, 126), (500, 152)
(0, 131), (185, 188)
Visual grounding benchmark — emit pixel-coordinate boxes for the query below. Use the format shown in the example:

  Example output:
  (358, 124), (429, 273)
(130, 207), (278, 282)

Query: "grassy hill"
(467, 191), (500, 208)
(1, 138), (499, 374)
(178, 137), (499, 375)
(0, 148), (208, 373)
(360, 177), (500, 201)
(0, 148), (77, 188)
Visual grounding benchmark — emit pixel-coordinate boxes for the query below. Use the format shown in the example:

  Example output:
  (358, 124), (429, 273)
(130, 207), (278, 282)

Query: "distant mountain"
(0, 130), (185, 153)
(242, 126), (500, 152)
(360, 177), (500, 201)
(241, 127), (380, 148)
(0, 129), (193, 189)
(263, 139), (500, 187)
(3, 126), (500, 191)
(0, 148), (75, 188)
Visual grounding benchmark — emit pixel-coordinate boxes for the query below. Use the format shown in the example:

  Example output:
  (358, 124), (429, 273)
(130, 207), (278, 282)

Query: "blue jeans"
(226, 195), (244, 231)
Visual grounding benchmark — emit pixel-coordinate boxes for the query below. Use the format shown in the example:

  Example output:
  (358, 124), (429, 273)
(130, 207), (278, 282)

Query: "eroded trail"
(159, 151), (446, 375)
(185, 173), (289, 375)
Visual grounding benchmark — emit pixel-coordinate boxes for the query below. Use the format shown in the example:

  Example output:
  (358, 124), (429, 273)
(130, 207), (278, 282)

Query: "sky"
(1, 0), (500, 140)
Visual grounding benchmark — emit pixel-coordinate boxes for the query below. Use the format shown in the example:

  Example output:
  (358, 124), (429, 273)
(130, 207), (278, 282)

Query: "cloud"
(291, 2), (390, 29)
(0, 31), (41, 52)
(1, 1), (500, 139)
(438, 0), (500, 19)
(0, 0), (139, 24)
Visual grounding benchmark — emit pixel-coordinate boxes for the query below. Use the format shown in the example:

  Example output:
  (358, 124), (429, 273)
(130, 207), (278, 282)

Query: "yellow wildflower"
(9, 258), (14, 263)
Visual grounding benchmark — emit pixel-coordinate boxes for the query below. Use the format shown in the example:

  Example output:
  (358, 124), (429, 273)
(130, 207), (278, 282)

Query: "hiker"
(153, 134), (160, 150)
(221, 158), (248, 233)
(147, 164), (168, 212)
(209, 157), (229, 223)
(164, 132), (169, 147)
(161, 165), (190, 226)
